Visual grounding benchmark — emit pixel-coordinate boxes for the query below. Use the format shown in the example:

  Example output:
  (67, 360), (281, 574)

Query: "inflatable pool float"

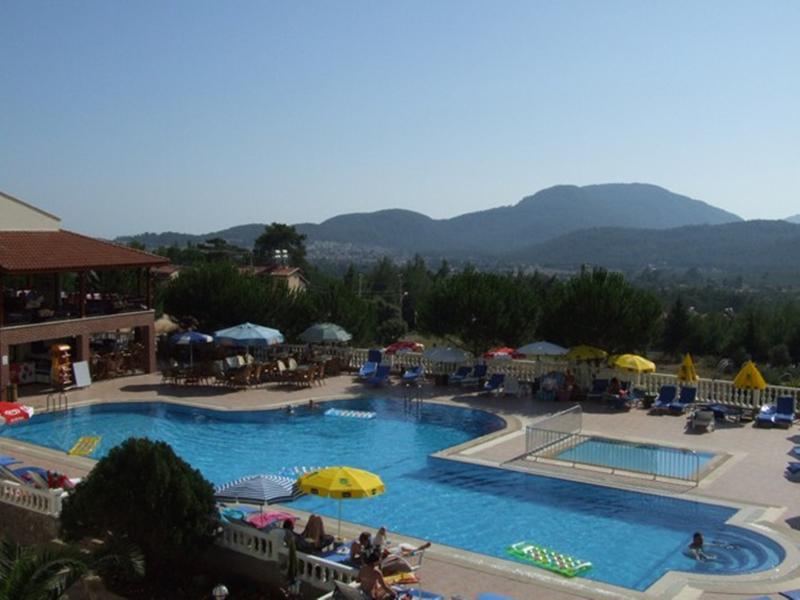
(507, 541), (592, 577)
(324, 408), (376, 419)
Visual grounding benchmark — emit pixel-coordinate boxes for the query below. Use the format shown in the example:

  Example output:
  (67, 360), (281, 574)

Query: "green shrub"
(60, 438), (217, 581)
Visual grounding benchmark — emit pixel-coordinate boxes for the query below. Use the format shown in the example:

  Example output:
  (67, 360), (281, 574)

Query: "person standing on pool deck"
(689, 532), (712, 561)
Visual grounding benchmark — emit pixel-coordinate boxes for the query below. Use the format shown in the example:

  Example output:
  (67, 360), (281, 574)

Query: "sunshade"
(170, 331), (213, 345)
(733, 361), (767, 390)
(297, 466), (385, 535)
(215, 474), (303, 506)
(215, 322), (285, 347)
(154, 314), (180, 335)
(0, 402), (34, 425)
(484, 347), (523, 360)
(677, 354), (699, 383)
(516, 341), (568, 357)
(384, 341), (425, 355)
(299, 323), (352, 344)
(566, 345), (608, 361)
(610, 354), (656, 373)
(422, 347), (469, 363)
(170, 331), (213, 366)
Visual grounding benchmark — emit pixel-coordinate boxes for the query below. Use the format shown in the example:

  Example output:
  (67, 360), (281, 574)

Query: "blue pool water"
(555, 439), (716, 479)
(0, 398), (784, 591)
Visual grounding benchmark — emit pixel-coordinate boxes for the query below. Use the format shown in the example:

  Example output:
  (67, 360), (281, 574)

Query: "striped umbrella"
(215, 474), (303, 506)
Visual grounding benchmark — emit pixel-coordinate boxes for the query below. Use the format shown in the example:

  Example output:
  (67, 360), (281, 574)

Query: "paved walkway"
(4, 374), (800, 599)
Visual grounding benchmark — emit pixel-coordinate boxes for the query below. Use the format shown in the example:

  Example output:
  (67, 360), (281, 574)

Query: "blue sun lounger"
(483, 373), (505, 394)
(448, 366), (472, 385)
(650, 385), (678, 414)
(366, 364), (391, 386)
(757, 397), (796, 428)
(402, 365), (424, 384)
(460, 364), (487, 387)
(667, 386), (697, 415)
(357, 349), (383, 379)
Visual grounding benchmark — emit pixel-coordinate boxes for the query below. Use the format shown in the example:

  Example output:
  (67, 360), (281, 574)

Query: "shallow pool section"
(0, 398), (784, 591)
(555, 438), (716, 479)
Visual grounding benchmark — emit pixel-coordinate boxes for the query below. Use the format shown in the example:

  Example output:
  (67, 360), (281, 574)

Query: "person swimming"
(688, 532), (713, 561)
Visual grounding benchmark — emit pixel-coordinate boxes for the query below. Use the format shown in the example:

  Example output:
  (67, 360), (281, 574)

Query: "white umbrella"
(423, 347), (469, 363)
(170, 331), (213, 366)
(516, 341), (568, 357)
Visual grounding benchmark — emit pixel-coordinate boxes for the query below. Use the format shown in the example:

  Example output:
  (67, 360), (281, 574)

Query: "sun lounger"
(483, 373), (505, 394)
(402, 365), (424, 384)
(774, 396), (796, 428)
(686, 408), (715, 433)
(586, 379), (608, 403)
(649, 385), (678, 414)
(448, 366), (472, 385)
(366, 364), (391, 386)
(667, 386), (697, 415)
(460, 364), (487, 387)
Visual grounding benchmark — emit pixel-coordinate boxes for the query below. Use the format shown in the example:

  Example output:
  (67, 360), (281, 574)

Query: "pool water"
(555, 438), (716, 479)
(0, 397), (784, 591)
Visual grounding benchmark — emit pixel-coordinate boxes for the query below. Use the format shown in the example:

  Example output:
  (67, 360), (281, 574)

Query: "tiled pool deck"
(4, 374), (800, 599)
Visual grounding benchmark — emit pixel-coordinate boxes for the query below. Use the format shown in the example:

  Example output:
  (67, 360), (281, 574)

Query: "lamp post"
(212, 584), (229, 600)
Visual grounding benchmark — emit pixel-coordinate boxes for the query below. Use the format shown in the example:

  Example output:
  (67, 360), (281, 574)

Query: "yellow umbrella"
(733, 361), (767, 390)
(566, 345), (608, 361)
(677, 353), (698, 383)
(297, 466), (385, 535)
(611, 354), (656, 373)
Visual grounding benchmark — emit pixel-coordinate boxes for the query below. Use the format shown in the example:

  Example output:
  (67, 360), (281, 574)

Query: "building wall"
(0, 311), (156, 400)
(0, 192), (60, 231)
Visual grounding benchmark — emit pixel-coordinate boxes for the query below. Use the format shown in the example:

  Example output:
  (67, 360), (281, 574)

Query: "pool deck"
(4, 373), (800, 599)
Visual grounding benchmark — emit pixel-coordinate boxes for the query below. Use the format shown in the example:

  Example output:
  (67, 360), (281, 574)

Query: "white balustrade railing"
(286, 344), (800, 411)
(216, 521), (358, 591)
(0, 480), (63, 516)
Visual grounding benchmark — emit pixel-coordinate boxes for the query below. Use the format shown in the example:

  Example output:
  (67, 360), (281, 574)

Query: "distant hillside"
(118, 183), (741, 257)
(786, 214), (800, 224)
(511, 220), (800, 271)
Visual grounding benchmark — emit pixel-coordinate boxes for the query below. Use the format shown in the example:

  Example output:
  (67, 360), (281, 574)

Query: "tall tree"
(540, 268), (662, 352)
(253, 223), (308, 271)
(662, 297), (692, 357)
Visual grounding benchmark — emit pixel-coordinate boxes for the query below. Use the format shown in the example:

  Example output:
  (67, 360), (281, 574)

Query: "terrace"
(4, 368), (800, 599)
(0, 191), (168, 399)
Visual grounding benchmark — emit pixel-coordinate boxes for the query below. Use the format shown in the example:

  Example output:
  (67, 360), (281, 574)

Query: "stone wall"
(0, 501), (59, 545)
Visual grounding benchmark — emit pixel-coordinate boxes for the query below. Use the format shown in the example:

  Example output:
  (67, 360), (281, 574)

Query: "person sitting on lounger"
(350, 531), (374, 566)
(358, 553), (397, 599)
(301, 514), (335, 551)
(688, 532), (712, 561)
(607, 377), (627, 398)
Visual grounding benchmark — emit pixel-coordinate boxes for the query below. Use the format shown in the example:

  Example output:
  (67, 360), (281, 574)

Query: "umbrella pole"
(338, 499), (342, 538)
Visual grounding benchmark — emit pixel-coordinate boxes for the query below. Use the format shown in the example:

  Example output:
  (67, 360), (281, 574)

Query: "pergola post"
(79, 271), (87, 318)
(146, 268), (152, 309)
(0, 273), (5, 328)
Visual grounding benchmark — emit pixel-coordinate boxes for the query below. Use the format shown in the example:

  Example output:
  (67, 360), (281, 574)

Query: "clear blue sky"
(1, 1), (798, 237)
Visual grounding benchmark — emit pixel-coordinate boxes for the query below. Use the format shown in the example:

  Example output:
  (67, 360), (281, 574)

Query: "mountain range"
(120, 183), (740, 255)
(116, 183), (800, 273)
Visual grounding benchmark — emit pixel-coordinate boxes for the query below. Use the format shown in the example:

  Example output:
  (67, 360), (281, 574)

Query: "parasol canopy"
(733, 361), (767, 390)
(566, 345), (608, 361)
(423, 347), (469, 363)
(610, 354), (656, 373)
(677, 354), (699, 383)
(215, 474), (303, 506)
(215, 322), (285, 347)
(483, 347), (523, 360)
(384, 341), (425, 355)
(516, 341), (568, 358)
(299, 323), (352, 344)
(297, 466), (385, 536)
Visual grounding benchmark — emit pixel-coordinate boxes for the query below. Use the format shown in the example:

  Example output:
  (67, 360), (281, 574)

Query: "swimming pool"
(0, 397), (785, 591)
(554, 438), (716, 479)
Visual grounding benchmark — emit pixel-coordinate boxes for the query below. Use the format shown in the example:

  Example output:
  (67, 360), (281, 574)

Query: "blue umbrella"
(170, 331), (213, 366)
(215, 474), (303, 506)
(214, 322), (285, 347)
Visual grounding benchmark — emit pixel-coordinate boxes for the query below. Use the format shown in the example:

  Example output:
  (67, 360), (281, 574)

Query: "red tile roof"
(0, 230), (169, 274)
